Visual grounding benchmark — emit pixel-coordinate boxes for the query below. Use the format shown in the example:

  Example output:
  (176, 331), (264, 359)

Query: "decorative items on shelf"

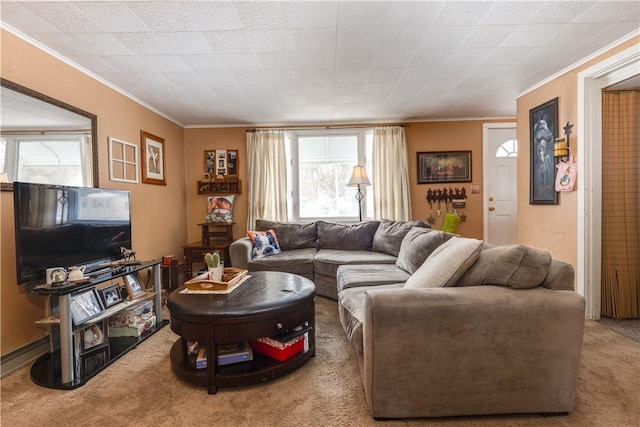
(198, 149), (241, 195)
(554, 121), (577, 193)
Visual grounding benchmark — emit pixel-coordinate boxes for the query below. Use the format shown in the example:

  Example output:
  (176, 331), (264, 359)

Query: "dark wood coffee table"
(167, 271), (316, 394)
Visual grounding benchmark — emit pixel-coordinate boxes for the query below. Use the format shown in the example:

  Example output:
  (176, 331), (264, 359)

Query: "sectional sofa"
(229, 219), (586, 419)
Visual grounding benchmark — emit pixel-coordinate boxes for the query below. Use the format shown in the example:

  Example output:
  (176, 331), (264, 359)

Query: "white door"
(483, 124), (518, 245)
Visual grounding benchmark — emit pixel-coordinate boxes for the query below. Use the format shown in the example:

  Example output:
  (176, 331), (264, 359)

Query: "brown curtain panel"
(601, 89), (640, 318)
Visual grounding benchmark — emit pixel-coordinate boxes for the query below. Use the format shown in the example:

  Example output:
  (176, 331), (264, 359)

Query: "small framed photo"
(204, 150), (215, 175)
(124, 274), (145, 300)
(202, 172), (211, 182)
(83, 321), (107, 352)
(98, 284), (122, 309)
(70, 288), (104, 325)
(227, 150), (238, 176)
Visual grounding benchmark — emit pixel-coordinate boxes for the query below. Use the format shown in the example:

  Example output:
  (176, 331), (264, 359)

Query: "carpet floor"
(1, 297), (639, 427)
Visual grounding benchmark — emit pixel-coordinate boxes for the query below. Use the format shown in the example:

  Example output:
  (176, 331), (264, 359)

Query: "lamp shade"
(347, 165), (371, 187)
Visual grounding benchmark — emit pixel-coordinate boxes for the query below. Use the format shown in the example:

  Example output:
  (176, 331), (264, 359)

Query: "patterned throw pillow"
(247, 228), (282, 259)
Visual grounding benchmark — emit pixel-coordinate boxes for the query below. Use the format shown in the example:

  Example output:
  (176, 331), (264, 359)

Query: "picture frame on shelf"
(202, 172), (211, 182)
(417, 151), (472, 184)
(98, 284), (122, 309)
(529, 97), (559, 205)
(141, 130), (166, 185)
(82, 321), (108, 353)
(124, 273), (145, 300)
(70, 288), (104, 325)
(197, 181), (210, 194)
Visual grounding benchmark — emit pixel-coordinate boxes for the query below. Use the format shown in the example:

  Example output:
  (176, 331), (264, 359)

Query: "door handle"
(489, 196), (494, 201)
(488, 206), (495, 211)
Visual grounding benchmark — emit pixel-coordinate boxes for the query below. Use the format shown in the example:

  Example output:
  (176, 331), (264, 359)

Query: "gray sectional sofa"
(230, 219), (586, 419)
(229, 219), (431, 299)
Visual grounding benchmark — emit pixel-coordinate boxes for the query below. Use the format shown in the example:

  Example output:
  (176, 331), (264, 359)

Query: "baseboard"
(1, 336), (49, 378)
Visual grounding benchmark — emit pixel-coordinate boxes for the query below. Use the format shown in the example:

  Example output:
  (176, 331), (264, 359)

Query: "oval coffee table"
(167, 271), (316, 394)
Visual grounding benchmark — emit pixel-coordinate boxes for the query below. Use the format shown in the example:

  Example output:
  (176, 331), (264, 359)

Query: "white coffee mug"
(46, 267), (67, 284)
(67, 266), (86, 281)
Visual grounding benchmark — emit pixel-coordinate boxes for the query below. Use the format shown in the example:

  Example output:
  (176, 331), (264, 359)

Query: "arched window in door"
(495, 139), (518, 158)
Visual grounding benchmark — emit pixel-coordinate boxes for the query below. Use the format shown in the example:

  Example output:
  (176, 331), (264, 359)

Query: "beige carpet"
(1, 297), (639, 427)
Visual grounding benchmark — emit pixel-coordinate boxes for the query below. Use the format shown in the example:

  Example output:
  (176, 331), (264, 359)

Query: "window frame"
(286, 128), (372, 222)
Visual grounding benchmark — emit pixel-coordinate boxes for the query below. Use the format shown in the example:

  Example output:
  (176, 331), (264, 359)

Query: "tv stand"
(27, 261), (166, 389)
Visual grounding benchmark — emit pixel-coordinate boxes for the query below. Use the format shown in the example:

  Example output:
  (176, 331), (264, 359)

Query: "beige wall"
(1, 30), (188, 355)
(516, 37), (639, 269)
(183, 128), (249, 243)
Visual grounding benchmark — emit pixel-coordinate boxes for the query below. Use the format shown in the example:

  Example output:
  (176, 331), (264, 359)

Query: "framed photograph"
(202, 172), (211, 182)
(70, 288), (104, 325)
(98, 284), (122, 309)
(124, 273), (145, 300)
(529, 97), (558, 205)
(417, 151), (472, 184)
(204, 150), (215, 175)
(141, 130), (166, 185)
(227, 150), (238, 175)
(82, 321), (107, 352)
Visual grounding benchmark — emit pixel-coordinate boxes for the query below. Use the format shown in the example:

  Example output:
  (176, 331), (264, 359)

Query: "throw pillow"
(395, 227), (455, 274)
(372, 219), (431, 257)
(247, 228), (281, 259)
(205, 195), (234, 223)
(404, 236), (483, 289)
(457, 244), (552, 289)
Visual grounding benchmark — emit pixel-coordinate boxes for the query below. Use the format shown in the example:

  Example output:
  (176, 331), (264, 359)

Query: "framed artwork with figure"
(529, 98), (558, 205)
(141, 130), (166, 185)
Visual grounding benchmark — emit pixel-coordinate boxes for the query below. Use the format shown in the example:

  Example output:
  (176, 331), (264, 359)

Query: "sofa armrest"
(229, 237), (252, 269)
(361, 286), (585, 418)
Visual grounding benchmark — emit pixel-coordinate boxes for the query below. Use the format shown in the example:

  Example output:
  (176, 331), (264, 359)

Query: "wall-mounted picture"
(227, 150), (238, 175)
(141, 130), (166, 185)
(204, 150), (215, 175)
(206, 195), (234, 223)
(216, 149), (227, 176)
(417, 151), (472, 184)
(108, 137), (138, 183)
(98, 284), (122, 309)
(529, 97), (558, 205)
(83, 321), (107, 352)
(124, 274), (145, 300)
(70, 288), (104, 325)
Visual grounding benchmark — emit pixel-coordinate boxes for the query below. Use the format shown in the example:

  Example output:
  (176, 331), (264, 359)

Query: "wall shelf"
(197, 179), (241, 195)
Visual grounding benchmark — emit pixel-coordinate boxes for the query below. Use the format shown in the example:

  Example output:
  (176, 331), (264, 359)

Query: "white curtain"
(246, 130), (288, 230)
(372, 126), (411, 221)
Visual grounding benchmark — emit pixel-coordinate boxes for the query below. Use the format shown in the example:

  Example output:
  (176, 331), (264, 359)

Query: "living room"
(1, 1), (638, 425)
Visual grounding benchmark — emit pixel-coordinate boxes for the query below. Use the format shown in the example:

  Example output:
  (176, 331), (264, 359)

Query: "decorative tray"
(184, 267), (248, 291)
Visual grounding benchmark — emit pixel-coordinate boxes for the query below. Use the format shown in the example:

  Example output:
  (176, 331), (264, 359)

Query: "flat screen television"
(13, 182), (132, 285)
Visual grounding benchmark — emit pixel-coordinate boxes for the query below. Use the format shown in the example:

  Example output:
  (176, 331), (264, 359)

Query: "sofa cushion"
(255, 220), (317, 250)
(248, 248), (316, 276)
(457, 244), (553, 289)
(395, 227), (455, 274)
(314, 249), (396, 278)
(317, 221), (380, 250)
(337, 264), (410, 293)
(247, 228), (281, 259)
(338, 284), (404, 355)
(404, 236), (483, 288)
(372, 219), (430, 257)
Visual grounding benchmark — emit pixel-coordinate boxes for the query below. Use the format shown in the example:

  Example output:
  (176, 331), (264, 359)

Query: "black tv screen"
(13, 182), (132, 285)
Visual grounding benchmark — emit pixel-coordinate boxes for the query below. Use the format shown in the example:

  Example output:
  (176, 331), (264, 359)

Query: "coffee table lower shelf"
(169, 339), (315, 389)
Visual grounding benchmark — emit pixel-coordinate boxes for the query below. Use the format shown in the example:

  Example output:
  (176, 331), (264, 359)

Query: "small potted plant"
(204, 251), (223, 282)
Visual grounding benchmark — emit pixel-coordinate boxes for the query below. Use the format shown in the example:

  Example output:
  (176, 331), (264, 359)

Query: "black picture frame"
(417, 151), (472, 184)
(98, 284), (122, 309)
(82, 321), (108, 353)
(529, 97), (559, 205)
(70, 288), (104, 325)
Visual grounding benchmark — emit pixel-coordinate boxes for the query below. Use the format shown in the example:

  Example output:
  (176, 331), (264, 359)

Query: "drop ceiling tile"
(419, 26), (471, 50)
(73, 2), (151, 32)
(113, 33), (173, 55)
(0, 3), (60, 34)
(500, 24), (562, 48)
(155, 32), (212, 55)
(202, 30), (251, 54)
(67, 32), (134, 56)
(433, 2), (494, 26)
(368, 68), (405, 82)
(142, 55), (191, 73)
(216, 54), (263, 71)
(28, 33), (91, 57)
(528, 1), (599, 25)
(335, 68), (371, 83)
(460, 25), (520, 49)
(99, 55), (150, 73)
(371, 50), (415, 68)
(180, 55), (226, 72)
(479, 2), (544, 25)
(18, 1), (98, 33)
(301, 69), (335, 85)
(126, 1), (241, 32)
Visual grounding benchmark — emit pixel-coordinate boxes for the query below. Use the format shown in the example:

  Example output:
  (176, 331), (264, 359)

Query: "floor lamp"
(347, 165), (371, 221)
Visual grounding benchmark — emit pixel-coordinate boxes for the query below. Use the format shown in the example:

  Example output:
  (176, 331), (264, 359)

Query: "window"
(0, 133), (92, 186)
(286, 129), (373, 221)
(496, 139), (518, 158)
